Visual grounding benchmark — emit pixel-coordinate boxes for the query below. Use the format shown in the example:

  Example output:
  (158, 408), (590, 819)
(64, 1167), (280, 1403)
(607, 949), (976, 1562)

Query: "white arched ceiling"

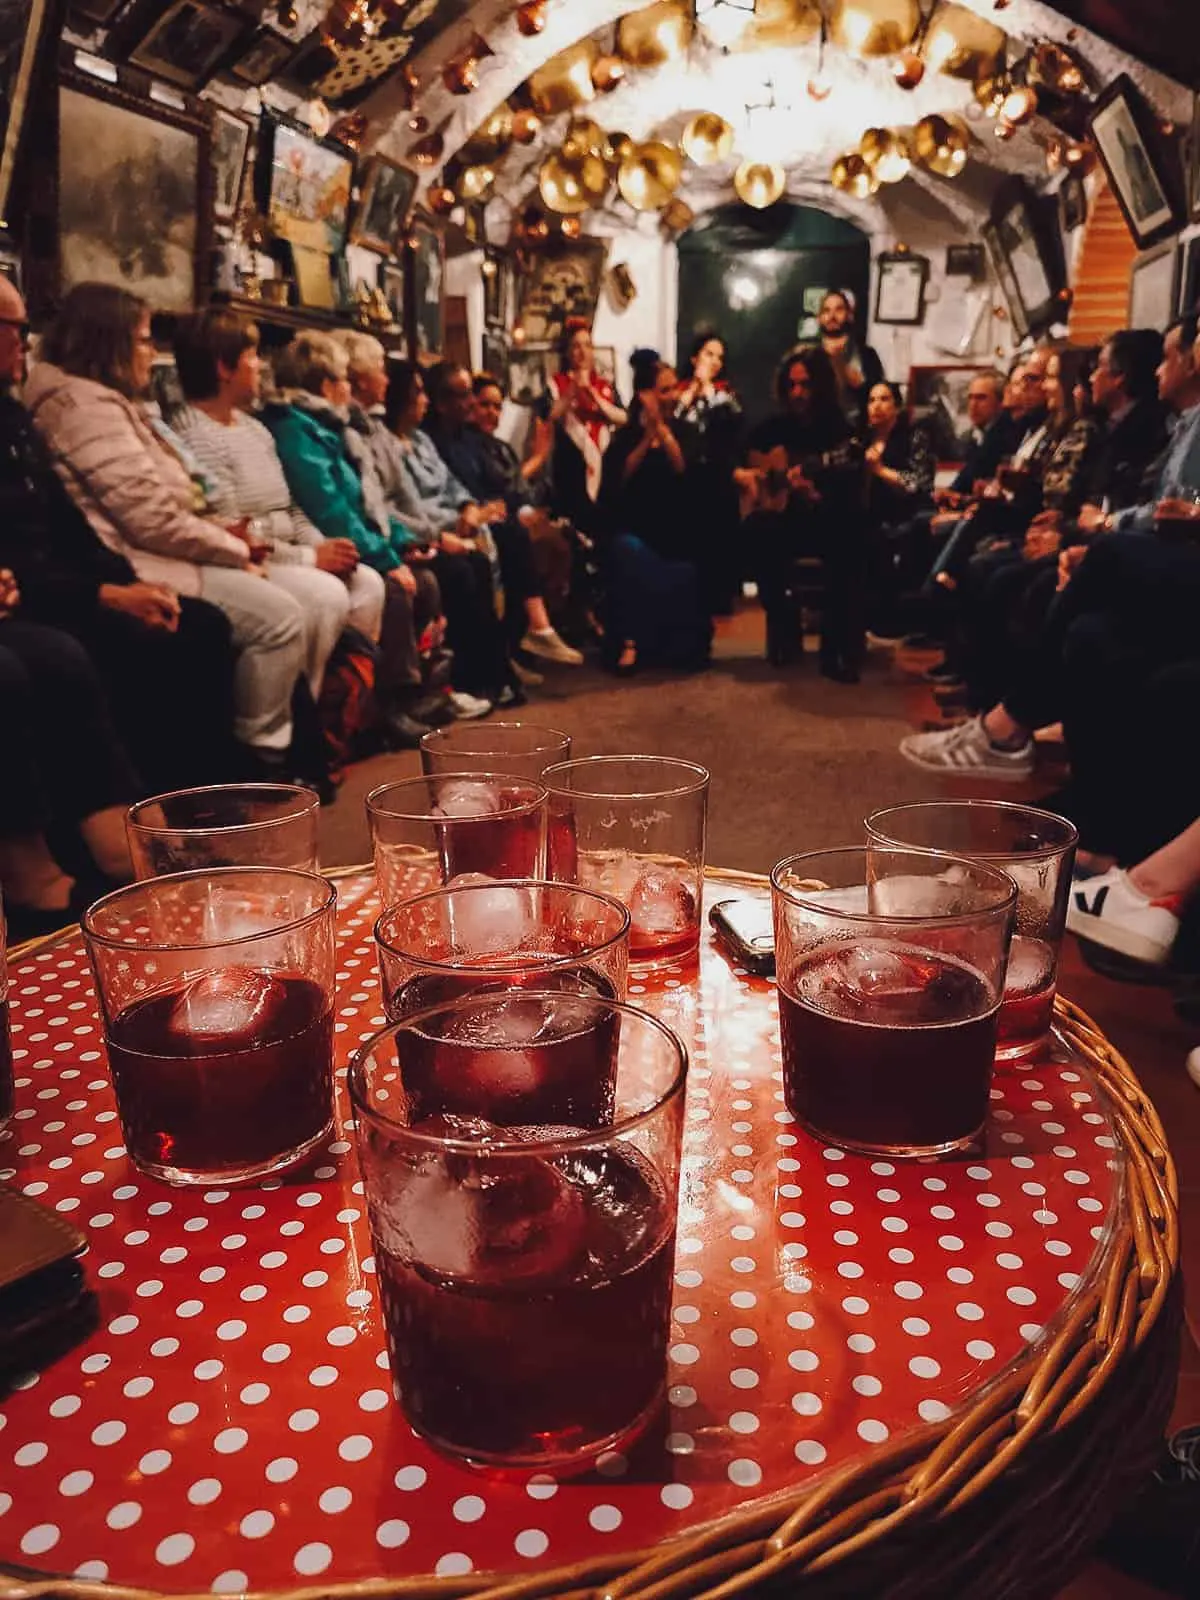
(360, 0), (1191, 228)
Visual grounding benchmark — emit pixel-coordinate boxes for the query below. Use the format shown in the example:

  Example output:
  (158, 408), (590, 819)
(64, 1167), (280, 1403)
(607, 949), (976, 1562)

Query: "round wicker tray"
(0, 867), (1179, 1600)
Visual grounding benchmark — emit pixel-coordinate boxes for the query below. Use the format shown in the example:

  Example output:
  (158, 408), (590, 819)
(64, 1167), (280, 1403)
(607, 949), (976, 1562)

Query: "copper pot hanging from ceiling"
(460, 105), (514, 166)
(511, 107), (543, 144)
(528, 40), (599, 114)
(617, 140), (684, 211)
(830, 152), (880, 197)
(539, 149), (610, 214)
(828, 0), (920, 59)
(515, 0), (548, 36)
(682, 112), (735, 165)
(734, 160), (786, 208)
(913, 113), (971, 176)
(920, 3), (1006, 79)
(592, 54), (626, 93)
(616, 1), (694, 68)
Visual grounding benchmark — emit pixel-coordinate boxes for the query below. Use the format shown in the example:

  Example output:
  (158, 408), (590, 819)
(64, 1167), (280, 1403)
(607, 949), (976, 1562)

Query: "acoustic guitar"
(739, 440), (863, 519)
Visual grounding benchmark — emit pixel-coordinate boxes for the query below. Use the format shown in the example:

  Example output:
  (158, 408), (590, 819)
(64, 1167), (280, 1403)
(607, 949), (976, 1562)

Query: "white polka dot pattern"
(0, 878), (1120, 1588)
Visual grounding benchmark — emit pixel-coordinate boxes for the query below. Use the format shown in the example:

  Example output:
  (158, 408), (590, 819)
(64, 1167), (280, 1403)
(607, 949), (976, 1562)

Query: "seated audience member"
(738, 344), (865, 681)
(262, 331), (470, 743)
(471, 372), (574, 620)
(1075, 329), (1168, 513)
(816, 290), (883, 427)
(24, 282), (306, 779)
(0, 276), (235, 791)
(946, 370), (1010, 493)
(860, 380), (935, 638)
(173, 310), (385, 701)
(424, 360), (582, 668)
(598, 350), (710, 675)
(542, 318), (627, 538)
(0, 566), (135, 940)
(674, 332), (744, 615)
(900, 314), (1200, 806)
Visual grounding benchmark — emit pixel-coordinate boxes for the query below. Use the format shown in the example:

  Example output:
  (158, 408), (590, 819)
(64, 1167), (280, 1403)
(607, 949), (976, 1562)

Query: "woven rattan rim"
(1, 867), (1179, 1600)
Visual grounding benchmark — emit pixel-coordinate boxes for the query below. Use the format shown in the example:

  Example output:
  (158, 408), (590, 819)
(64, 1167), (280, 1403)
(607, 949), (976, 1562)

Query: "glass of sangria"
(772, 846), (1016, 1157)
(126, 783), (321, 878)
(349, 990), (686, 1468)
(1, 893), (12, 1129)
(366, 774), (547, 908)
(82, 868), (338, 1186)
(542, 756), (709, 969)
(376, 881), (630, 1128)
(420, 721), (572, 780)
(866, 802), (1077, 1062)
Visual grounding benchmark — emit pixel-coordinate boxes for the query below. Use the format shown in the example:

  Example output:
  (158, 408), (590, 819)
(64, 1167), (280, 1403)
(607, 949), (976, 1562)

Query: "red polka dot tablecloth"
(0, 873), (1121, 1593)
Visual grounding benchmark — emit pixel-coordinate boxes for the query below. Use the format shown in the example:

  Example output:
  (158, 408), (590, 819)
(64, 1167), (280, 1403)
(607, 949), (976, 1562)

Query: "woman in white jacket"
(25, 283), (306, 772)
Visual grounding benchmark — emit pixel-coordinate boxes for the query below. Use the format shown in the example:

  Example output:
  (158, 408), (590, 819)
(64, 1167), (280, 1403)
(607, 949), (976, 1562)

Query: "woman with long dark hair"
(674, 331), (744, 615)
(598, 350), (710, 675)
(860, 380), (935, 638)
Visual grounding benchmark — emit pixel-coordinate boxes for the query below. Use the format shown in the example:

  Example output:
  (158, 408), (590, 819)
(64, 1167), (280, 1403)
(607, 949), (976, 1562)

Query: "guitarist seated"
(738, 345), (866, 682)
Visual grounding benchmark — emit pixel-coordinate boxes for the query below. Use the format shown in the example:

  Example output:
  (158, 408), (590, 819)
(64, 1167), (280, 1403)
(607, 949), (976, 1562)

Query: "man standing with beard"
(816, 289), (883, 427)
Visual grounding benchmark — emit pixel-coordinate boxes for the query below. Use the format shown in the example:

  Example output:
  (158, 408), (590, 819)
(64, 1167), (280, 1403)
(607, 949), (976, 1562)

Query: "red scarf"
(552, 368), (616, 502)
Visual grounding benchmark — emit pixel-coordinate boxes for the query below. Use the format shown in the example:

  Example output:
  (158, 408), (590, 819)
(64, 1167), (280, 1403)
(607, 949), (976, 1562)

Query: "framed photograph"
(980, 219), (1028, 341)
(1181, 235), (1200, 318)
(58, 70), (208, 313)
(350, 156), (417, 255)
(290, 242), (335, 311)
(409, 216), (445, 360)
(1, 0), (55, 222)
(516, 239), (609, 344)
(377, 258), (405, 332)
(907, 364), (994, 463)
(118, 0), (250, 92)
(260, 113), (354, 256)
(481, 330), (507, 383)
(1129, 241), (1179, 331)
(68, 0), (127, 23)
(1059, 171), (1087, 234)
(1088, 74), (1183, 249)
(1188, 90), (1200, 224)
(508, 344), (553, 408)
(986, 179), (1064, 336)
(945, 244), (986, 278)
(874, 252), (929, 326)
(228, 26), (295, 86)
(211, 104), (253, 224)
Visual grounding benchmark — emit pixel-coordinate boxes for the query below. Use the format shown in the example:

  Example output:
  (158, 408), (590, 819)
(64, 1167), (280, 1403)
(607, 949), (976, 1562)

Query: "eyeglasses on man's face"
(0, 316), (30, 342)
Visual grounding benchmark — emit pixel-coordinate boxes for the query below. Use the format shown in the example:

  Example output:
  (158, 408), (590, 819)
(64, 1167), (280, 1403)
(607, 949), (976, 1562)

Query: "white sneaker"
(1066, 867), (1181, 966)
(520, 628), (584, 666)
(447, 690), (493, 720)
(899, 716), (1034, 780)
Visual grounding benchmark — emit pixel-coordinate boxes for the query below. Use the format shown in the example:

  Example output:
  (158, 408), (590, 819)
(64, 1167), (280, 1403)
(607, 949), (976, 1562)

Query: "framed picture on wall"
(508, 344), (553, 408)
(260, 113), (354, 255)
(1181, 235), (1200, 317)
(350, 156), (417, 255)
(516, 239), (608, 344)
(1, 0), (54, 224)
(1088, 74), (1184, 248)
(409, 215), (445, 360)
(57, 69), (209, 312)
(1129, 241), (1179, 330)
(945, 245), (986, 277)
(377, 258), (405, 332)
(116, 0), (250, 92)
(211, 105), (253, 223)
(986, 179), (1064, 335)
(227, 26), (296, 86)
(874, 252), (929, 325)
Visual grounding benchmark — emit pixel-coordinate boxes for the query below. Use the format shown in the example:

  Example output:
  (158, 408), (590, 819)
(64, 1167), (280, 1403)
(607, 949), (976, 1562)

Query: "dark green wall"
(677, 203), (871, 424)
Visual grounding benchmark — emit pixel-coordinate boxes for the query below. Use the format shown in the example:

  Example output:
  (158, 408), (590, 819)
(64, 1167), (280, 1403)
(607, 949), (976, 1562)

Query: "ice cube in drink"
(387, 969), (619, 1128)
(995, 934), (1057, 1062)
(433, 781), (544, 881)
(372, 1129), (674, 1466)
(628, 864), (700, 964)
(105, 967), (333, 1183)
(778, 939), (999, 1156)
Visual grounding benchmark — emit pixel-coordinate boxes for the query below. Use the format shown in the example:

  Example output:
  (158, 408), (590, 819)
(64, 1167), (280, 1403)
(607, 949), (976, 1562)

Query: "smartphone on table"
(709, 898), (775, 976)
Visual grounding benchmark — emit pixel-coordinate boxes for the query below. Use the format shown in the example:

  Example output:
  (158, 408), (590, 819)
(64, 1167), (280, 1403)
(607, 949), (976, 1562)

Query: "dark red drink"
(995, 935), (1056, 1061)
(374, 1139), (674, 1465)
(105, 969), (333, 1180)
(433, 782), (544, 880)
(547, 811), (578, 882)
(778, 940), (999, 1155)
(0, 999), (12, 1126)
(387, 968), (619, 1128)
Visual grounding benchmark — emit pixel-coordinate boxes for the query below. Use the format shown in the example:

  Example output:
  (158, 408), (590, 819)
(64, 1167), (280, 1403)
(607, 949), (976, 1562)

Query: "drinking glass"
(126, 784), (320, 878)
(866, 802), (1077, 1062)
(420, 721), (572, 779)
(771, 846), (1016, 1157)
(366, 774), (548, 908)
(1, 894), (12, 1129)
(83, 868), (338, 1186)
(376, 881), (630, 1127)
(349, 991), (686, 1468)
(542, 756), (710, 968)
